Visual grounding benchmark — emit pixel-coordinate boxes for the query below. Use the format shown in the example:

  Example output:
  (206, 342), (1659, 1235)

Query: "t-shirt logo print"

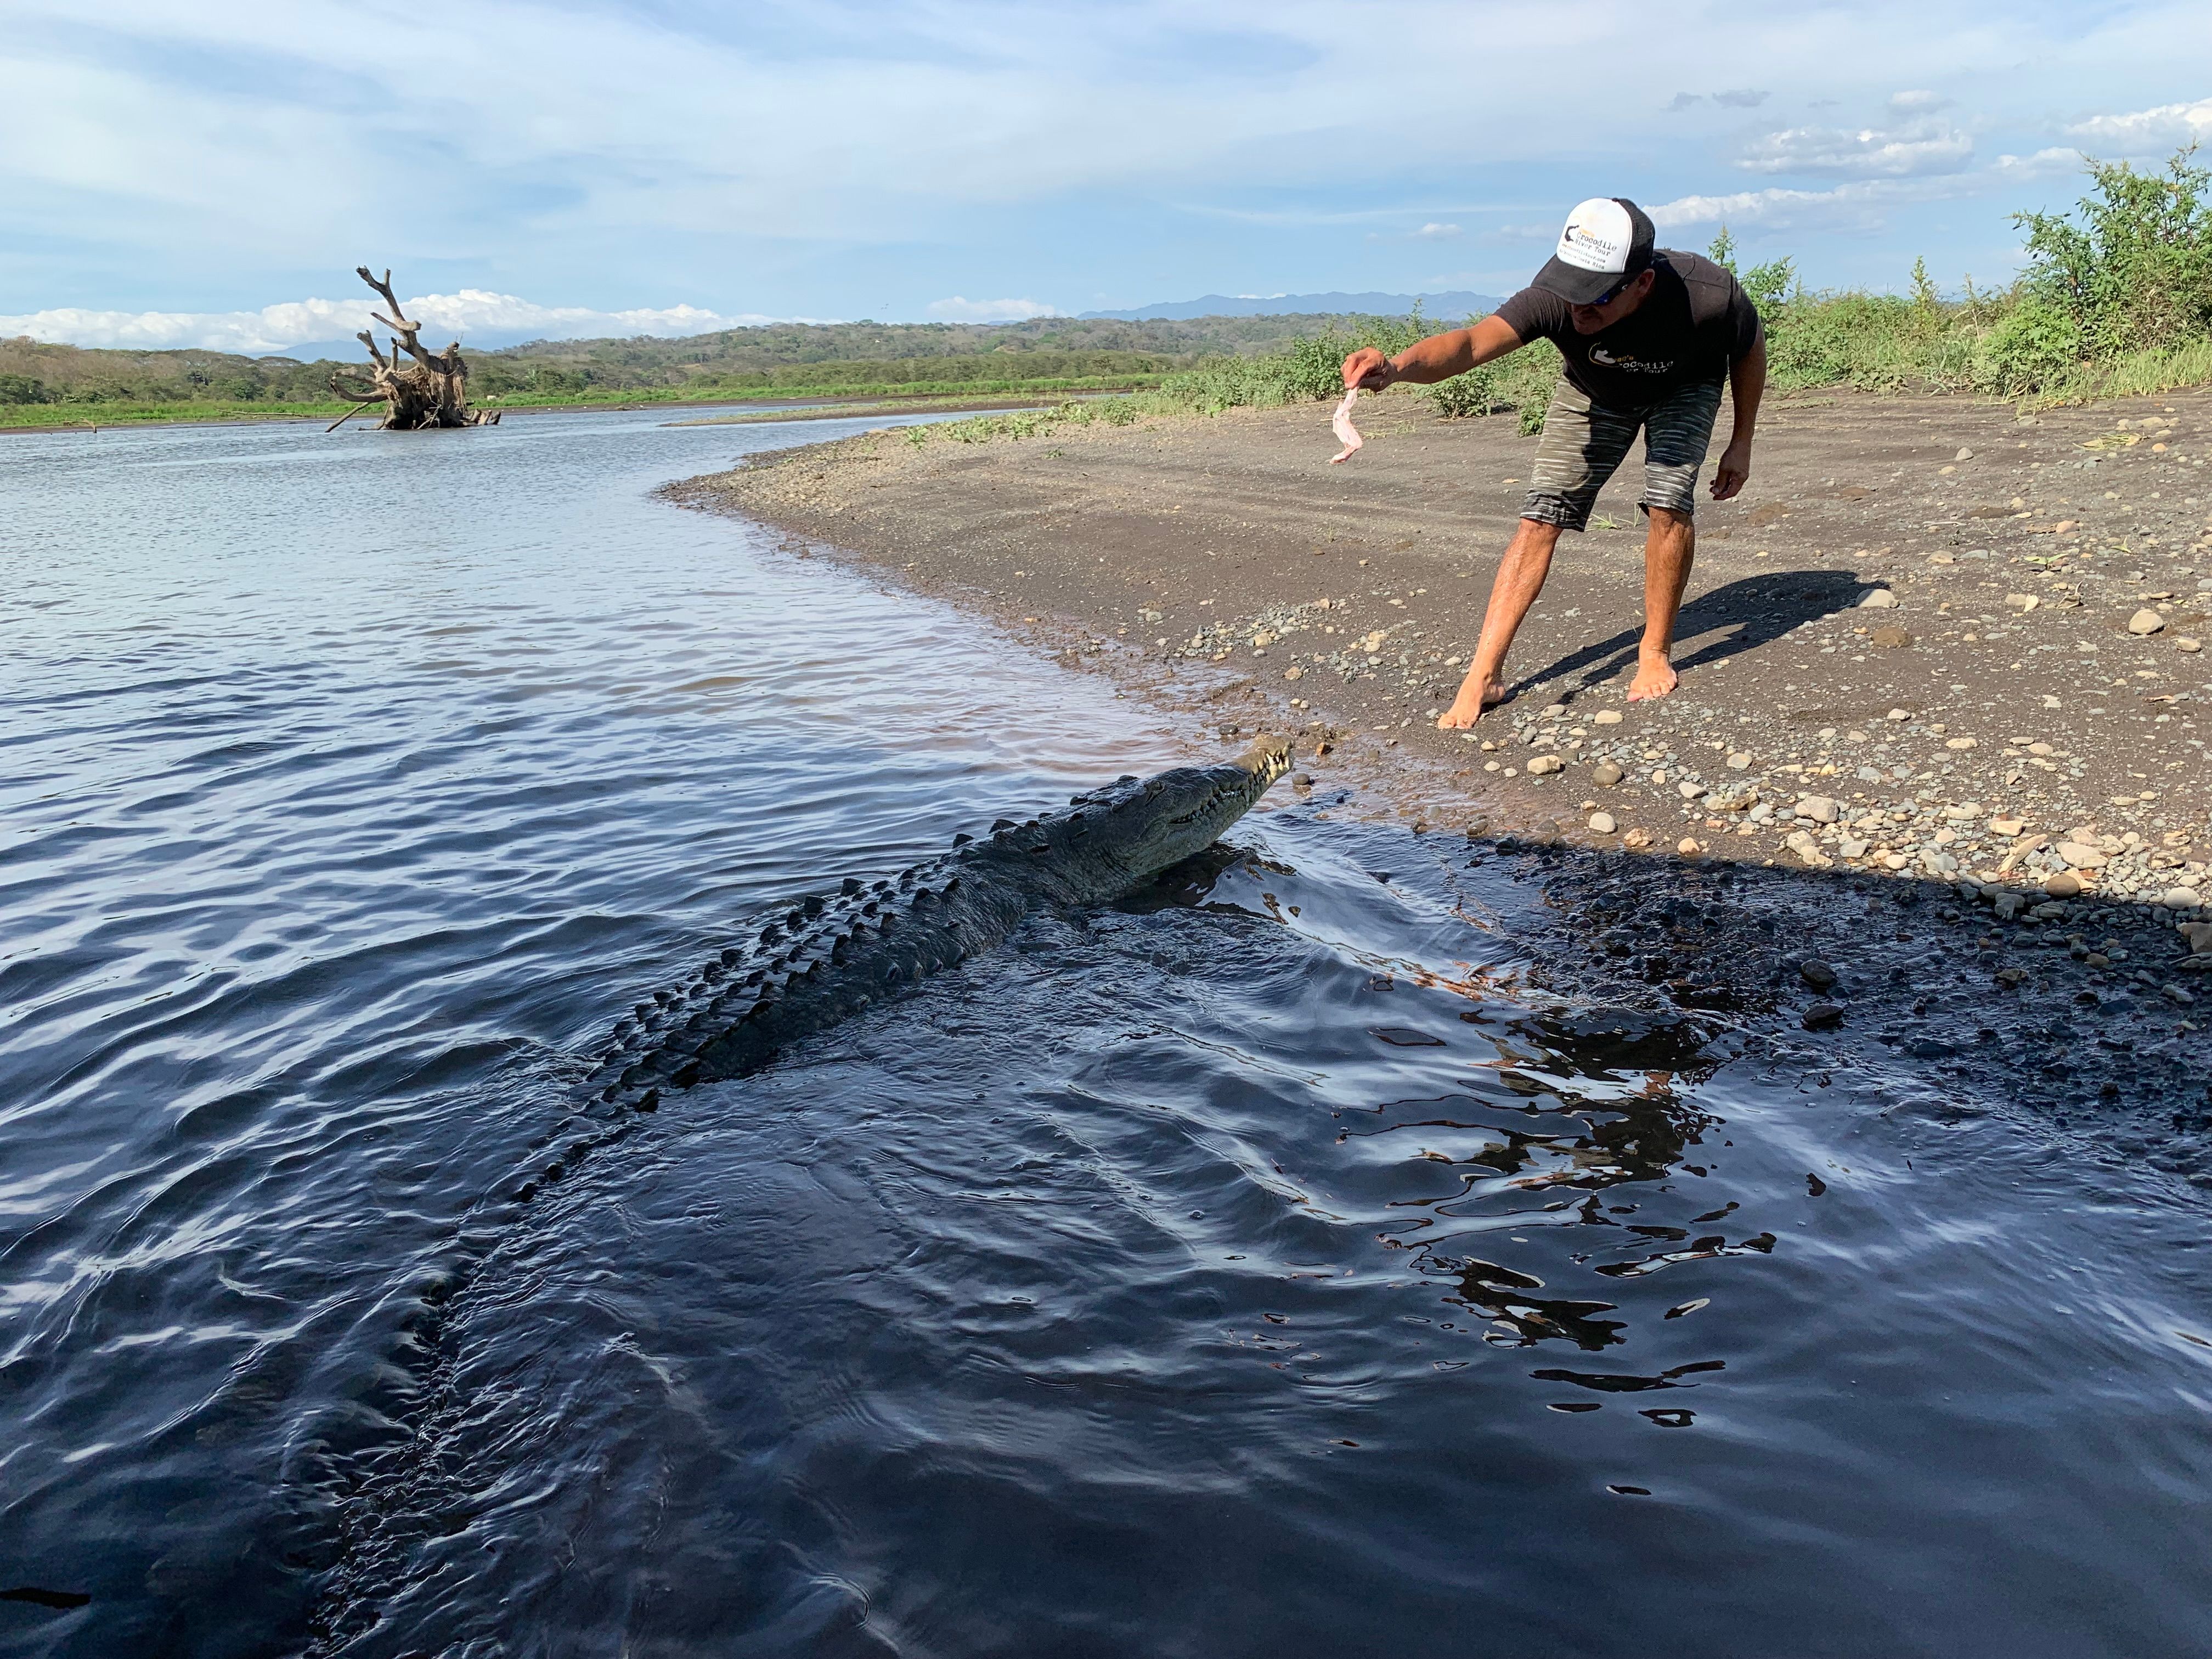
(1589, 344), (1676, 375)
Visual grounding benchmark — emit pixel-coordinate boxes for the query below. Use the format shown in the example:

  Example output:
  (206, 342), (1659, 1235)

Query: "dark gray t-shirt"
(1496, 250), (1762, 408)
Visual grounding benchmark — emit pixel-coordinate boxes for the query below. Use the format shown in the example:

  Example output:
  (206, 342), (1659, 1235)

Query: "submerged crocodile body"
(583, 737), (1292, 1109)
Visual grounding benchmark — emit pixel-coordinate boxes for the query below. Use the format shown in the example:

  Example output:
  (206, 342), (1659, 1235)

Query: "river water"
(3, 410), (2209, 1658)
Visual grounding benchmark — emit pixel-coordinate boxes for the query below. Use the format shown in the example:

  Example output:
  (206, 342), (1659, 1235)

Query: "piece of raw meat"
(1329, 387), (1363, 464)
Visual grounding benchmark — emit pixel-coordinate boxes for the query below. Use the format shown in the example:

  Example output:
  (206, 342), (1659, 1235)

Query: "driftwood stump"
(328, 267), (499, 430)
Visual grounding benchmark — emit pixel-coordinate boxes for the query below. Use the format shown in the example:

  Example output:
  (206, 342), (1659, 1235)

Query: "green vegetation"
(476, 363), (1170, 408)
(0, 311), (1374, 429)
(477, 313), (1368, 388)
(13, 153), (2205, 437)
(911, 148), (2212, 451)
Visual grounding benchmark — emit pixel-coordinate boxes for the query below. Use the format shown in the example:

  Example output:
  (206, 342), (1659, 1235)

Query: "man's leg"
(1437, 379), (1632, 729)
(1439, 517), (1564, 727)
(1628, 380), (1725, 702)
(1629, 507), (1693, 701)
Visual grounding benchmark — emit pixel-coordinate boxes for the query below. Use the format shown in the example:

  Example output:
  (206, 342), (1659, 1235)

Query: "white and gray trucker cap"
(1531, 198), (1657, 304)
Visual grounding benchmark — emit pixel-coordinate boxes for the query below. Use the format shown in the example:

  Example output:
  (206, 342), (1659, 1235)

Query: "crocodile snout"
(1235, 735), (1294, 785)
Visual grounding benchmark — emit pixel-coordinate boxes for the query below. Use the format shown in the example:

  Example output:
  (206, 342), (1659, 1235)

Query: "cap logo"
(1555, 198), (1633, 274)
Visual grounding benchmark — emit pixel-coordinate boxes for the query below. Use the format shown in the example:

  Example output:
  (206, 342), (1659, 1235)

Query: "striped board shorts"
(1521, 377), (1725, 533)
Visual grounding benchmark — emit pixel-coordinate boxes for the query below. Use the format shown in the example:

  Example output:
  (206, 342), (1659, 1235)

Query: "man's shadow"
(1504, 569), (1878, 703)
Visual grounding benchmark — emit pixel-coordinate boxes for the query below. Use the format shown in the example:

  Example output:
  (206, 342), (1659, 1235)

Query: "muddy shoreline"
(671, 387), (2212, 1168)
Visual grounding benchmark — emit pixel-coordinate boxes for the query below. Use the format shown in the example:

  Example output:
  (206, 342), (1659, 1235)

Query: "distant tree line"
(0, 313), (1343, 411)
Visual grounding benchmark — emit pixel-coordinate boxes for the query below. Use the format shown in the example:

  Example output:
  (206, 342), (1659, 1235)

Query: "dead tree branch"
(325, 264), (499, 431)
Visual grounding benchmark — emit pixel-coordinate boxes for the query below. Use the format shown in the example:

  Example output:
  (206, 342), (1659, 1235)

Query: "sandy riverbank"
(676, 386), (2211, 901)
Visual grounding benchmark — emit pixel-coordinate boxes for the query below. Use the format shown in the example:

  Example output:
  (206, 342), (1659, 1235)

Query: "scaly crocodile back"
(581, 737), (1290, 1110)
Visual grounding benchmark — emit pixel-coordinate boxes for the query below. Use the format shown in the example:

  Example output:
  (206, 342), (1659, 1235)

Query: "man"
(1341, 196), (1765, 727)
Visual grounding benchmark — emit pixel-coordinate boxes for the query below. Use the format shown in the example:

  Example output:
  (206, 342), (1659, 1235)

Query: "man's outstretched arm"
(1709, 336), (1765, 501)
(1342, 315), (1525, 390)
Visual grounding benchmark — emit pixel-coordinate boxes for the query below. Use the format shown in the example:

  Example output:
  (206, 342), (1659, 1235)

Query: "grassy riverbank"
(0, 313), (1323, 432)
(0, 377), (1163, 433)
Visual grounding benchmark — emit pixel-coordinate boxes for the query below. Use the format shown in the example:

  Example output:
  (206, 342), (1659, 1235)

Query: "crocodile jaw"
(1008, 734), (1294, 904)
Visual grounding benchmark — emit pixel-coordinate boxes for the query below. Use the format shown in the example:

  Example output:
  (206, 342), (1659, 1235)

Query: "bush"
(1973, 298), (2084, 396)
(2016, 147), (2212, 357)
(1420, 338), (1562, 433)
(0, 374), (50, 404)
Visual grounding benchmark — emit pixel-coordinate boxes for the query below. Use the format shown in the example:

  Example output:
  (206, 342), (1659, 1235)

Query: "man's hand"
(1709, 436), (1752, 501)
(1342, 347), (1396, 391)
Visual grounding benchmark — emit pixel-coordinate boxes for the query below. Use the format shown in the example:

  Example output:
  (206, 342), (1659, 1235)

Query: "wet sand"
(673, 387), (2212, 1159)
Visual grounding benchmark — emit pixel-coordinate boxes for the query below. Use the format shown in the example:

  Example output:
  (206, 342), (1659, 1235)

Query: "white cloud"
(1888, 89), (1950, 114)
(1668, 88), (1765, 111)
(2067, 95), (2212, 152)
(0, 290), (791, 353)
(1415, 222), (1462, 238)
(3, 0), (2207, 317)
(924, 296), (1058, 321)
(1647, 178), (1944, 229)
(1736, 119), (1974, 177)
(1991, 147), (2081, 179)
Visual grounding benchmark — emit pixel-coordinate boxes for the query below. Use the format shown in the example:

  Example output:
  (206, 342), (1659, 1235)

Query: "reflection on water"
(3, 413), (2210, 1659)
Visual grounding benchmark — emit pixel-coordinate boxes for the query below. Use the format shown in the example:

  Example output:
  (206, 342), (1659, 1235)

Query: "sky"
(2, 1), (2209, 355)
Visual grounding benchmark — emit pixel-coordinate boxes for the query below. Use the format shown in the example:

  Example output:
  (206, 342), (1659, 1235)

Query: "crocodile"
(580, 736), (1293, 1110)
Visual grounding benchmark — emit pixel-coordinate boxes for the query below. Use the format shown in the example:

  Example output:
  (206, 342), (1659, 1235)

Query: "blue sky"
(2, 0), (2208, 353)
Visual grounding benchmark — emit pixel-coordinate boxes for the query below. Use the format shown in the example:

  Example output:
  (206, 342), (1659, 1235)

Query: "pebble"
(1955, 447), (1974, 461)
(1802, 1002), (1845, 1030)
(1800, 959), (1838, 991)
(2181, 922), (2212, 954)
(2056, 840), (2109, 869)
(2180, 637), (2203, 653)
(1859, 589), (1899, 609)
(1726, 752), (1752, 769)
(1945, 736), (1977, 750)
(2005, 593), (2040, 612)
(1797, 795), (1840, 823)
(1588, 811), (1617, 834)
(2044, 872), (2083, 898)
(2128, 608), (2165, 636)
(1283, 665), (1305, 680)
(1593, 710), (1623, 725)
(1785, 830), (1832, 866)
(1526, 754), (1565, 775)
(1677, 838), (1700, 855)
(1870, 625), (1913, 648)
(2160, 888), (2205, 909)
(1592, 760), (1623, 786)
(1989, 816), (2024, 836)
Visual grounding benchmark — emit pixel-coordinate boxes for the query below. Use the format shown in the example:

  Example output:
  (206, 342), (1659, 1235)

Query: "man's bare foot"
(1437, 675), (1508, 729)
(1626, 653), (1679, 702)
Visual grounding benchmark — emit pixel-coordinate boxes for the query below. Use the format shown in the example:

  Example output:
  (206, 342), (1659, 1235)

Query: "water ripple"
(3, 413), (2209, 1659)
